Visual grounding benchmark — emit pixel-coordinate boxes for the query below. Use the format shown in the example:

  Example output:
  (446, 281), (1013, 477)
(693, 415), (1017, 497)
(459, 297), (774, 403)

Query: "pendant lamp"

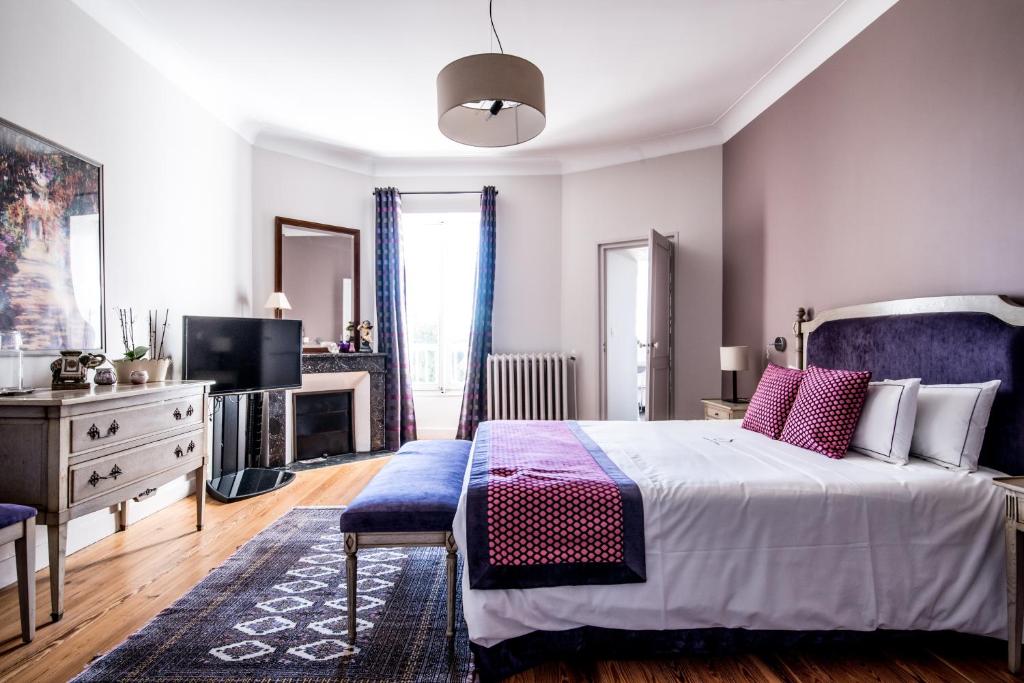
(437, 1), (545, 147)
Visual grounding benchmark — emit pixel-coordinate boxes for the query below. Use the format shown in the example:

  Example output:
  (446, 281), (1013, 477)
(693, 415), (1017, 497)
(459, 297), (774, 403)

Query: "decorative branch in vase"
(112, 308), (171, 383)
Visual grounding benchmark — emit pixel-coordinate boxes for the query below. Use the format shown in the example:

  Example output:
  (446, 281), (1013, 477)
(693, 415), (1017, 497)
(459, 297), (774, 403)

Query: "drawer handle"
(87, 420), (120, 440)
(87, 464), (124, 487)
(173, 408), (182, 420)
(135, 487), (157, 500)
(187, 440), (196, 453)
(186, 405), (194, 417)
(174, 445), (184, 458)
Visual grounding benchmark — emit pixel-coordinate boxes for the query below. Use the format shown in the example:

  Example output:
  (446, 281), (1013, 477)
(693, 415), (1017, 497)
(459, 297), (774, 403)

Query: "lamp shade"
(720, 346), (749, 372)
(437, 53), (546, 147)
(264, 291), (292, 310)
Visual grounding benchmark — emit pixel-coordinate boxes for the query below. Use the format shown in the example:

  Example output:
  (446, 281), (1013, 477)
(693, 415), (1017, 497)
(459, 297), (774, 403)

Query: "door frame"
(597, 234), (676, 420)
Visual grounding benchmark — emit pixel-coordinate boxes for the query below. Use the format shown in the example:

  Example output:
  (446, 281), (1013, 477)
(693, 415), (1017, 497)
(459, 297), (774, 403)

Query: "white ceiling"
(73, 0), (896, 174)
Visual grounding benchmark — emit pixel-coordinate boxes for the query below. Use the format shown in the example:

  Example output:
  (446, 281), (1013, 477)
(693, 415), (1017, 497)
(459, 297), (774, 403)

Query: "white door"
(644, 229), (674, 420)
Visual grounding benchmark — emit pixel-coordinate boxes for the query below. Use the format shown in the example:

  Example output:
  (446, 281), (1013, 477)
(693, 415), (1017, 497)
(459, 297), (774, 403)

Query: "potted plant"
(112, 308), (171, 383)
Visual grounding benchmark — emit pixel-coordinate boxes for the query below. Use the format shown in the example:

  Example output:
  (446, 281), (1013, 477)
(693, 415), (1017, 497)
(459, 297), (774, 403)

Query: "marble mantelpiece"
(267, 353), (387, 466)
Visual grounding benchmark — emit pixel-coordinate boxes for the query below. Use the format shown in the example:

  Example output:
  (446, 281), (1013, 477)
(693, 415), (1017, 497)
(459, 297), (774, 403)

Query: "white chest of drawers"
(0, 380), (213, 621)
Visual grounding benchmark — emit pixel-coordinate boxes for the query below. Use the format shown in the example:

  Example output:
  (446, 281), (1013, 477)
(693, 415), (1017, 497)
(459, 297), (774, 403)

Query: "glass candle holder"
(0, 330), (24, 390)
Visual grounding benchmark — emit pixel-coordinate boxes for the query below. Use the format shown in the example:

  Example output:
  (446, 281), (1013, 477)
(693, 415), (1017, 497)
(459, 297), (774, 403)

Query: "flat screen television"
(182, 316), (302, 395)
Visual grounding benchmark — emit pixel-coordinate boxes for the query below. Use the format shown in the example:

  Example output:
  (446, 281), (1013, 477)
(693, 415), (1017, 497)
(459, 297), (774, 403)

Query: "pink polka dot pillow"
(780, 365), (872, 459)
(741, 364), (805, 439)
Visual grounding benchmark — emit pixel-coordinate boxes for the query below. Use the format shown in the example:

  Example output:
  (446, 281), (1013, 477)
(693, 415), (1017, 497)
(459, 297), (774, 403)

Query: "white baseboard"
(0, 475), (194, 589)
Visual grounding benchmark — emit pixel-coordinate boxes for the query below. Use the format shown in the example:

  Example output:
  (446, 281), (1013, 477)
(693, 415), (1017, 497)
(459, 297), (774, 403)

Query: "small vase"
(129, 369), (149, 385)
(94, 367), (117, 385)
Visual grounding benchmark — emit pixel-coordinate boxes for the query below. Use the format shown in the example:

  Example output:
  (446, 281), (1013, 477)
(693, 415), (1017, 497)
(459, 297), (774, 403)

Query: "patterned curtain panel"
(374, 187), (417, 450)
(457, 186), (498, 439)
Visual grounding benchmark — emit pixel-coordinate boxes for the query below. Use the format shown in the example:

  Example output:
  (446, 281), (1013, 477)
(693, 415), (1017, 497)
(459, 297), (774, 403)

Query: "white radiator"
(486, 353), (577, 421)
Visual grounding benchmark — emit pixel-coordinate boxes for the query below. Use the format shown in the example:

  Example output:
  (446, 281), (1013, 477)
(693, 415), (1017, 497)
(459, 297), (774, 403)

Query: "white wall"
(251, 148), (373, 325)
(253, 161), (564, 438)
(562, 147), (723, 420)
(0, 0), (253, 586)
(252, 147), (724, 431)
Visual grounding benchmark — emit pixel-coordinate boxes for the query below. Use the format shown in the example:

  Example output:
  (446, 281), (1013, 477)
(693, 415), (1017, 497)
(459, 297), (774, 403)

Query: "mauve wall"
(723, 0), (1024, 398)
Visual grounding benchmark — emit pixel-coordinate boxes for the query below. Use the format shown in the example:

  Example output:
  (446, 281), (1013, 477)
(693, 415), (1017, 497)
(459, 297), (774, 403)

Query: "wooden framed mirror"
(274, 217), (360, 351)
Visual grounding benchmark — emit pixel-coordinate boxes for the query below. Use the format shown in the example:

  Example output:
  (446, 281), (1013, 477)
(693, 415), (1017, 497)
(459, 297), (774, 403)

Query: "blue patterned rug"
(73, 507), (473, 682)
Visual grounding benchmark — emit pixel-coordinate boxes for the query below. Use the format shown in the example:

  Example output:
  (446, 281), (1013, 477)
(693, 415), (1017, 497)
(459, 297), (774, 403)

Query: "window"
(403, 212), (479, 393)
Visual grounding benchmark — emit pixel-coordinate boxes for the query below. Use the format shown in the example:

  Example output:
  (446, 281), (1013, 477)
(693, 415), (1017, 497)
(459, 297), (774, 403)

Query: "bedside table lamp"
(264, 291), (292, 319)
(720, 346), (749, 403)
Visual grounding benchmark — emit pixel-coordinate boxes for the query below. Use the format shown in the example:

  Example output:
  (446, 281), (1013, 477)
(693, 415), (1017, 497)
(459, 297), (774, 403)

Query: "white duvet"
(452, 419), (1006, 648)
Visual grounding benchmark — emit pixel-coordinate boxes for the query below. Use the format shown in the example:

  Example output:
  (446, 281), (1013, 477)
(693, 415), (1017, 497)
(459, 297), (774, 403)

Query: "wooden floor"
(0, 457), (1017, 683)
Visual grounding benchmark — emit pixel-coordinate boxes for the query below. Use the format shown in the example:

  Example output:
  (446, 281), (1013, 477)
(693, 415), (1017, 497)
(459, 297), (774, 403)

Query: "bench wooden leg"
(445, 532), (457, 639)
(345, 533), (358, 642)
(15, 519), (36, 643)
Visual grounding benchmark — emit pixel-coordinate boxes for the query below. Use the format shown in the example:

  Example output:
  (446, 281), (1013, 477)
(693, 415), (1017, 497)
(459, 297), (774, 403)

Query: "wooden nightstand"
(701, 398), (748, 420)
(994, 476), (1024, 673)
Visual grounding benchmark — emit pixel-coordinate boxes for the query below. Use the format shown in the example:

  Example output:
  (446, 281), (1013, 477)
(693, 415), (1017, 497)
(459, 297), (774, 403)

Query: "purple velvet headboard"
(804, 296), (1024, 475)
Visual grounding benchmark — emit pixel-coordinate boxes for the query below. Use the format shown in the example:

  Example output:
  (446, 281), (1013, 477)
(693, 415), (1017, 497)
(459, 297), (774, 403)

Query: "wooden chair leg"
(15, 519), (36, 643)
(345, 533), (358, 642)
(445, 532), (457, 639)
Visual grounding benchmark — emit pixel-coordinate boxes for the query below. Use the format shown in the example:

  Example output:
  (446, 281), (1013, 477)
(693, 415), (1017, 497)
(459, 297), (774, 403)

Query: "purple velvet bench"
(1, 503), (37, 643)
(339, 439), (472, 641)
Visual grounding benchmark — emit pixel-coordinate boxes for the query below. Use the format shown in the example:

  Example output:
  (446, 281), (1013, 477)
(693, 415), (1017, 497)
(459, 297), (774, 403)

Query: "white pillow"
(909, 380), (1001, 471)
(849, 379), (920, 464)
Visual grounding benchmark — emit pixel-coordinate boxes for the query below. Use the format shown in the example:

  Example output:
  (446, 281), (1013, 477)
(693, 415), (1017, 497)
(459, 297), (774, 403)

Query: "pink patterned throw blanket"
(465, 420), (646, 589)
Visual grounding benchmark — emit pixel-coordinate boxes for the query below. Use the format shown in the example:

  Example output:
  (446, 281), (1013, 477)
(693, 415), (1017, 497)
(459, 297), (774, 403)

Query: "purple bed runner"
(466, 420), (645, 589)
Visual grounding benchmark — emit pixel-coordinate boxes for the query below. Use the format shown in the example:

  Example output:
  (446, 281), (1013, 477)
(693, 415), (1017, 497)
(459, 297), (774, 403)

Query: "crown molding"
(254, 132), (376, 176)
(715, 0), (898, 141)
(77, 0), (896, 176)
(373, 155), (562, 178)
(559, 125), (724, 175)
(255, 132), (562, 178)
(256, 125), (723, 178)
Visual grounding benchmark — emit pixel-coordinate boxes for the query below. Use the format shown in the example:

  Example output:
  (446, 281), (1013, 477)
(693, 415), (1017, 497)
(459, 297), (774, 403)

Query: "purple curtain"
(457, 186), (497, 440)
(374, 187), (417, 450)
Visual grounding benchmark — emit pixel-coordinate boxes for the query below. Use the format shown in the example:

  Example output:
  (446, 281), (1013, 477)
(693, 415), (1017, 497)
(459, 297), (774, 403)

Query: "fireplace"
(292, 390), (355, 461)
(266, 353), (386, 467)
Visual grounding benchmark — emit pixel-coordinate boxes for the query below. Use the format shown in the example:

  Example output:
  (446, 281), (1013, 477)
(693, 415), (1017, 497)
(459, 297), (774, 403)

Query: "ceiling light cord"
(489, 0), (504, 54)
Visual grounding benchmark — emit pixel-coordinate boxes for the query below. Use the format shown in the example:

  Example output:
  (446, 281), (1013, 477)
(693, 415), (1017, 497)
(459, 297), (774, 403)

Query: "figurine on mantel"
(345, 321), (358, 352)
(357, 320), (374, 353)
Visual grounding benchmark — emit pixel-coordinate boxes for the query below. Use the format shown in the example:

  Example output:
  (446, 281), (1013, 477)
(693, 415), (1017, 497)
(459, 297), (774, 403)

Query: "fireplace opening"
(293, 389), (355, 461)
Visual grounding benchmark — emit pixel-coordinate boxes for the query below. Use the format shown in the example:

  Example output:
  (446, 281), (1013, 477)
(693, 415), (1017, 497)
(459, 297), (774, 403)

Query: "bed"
(452, 295), (1024, 681)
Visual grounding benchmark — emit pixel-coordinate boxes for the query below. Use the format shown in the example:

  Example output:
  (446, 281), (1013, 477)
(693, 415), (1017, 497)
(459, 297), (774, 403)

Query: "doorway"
(602, 245), (649, 420)
(599, 230), (674, 421)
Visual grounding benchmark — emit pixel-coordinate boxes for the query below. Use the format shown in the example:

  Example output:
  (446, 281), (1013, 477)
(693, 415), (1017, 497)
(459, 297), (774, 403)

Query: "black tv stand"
(206, 467), (295, 503)
(208, 392), (295, 503)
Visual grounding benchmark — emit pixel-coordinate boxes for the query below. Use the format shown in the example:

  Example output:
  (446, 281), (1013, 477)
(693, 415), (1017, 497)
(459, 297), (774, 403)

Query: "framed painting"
(0, 117), (105, 353)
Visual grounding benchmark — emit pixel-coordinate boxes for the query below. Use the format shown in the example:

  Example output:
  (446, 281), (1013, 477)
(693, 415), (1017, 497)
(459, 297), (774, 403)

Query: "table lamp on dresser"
(720, 346), (749, 403)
